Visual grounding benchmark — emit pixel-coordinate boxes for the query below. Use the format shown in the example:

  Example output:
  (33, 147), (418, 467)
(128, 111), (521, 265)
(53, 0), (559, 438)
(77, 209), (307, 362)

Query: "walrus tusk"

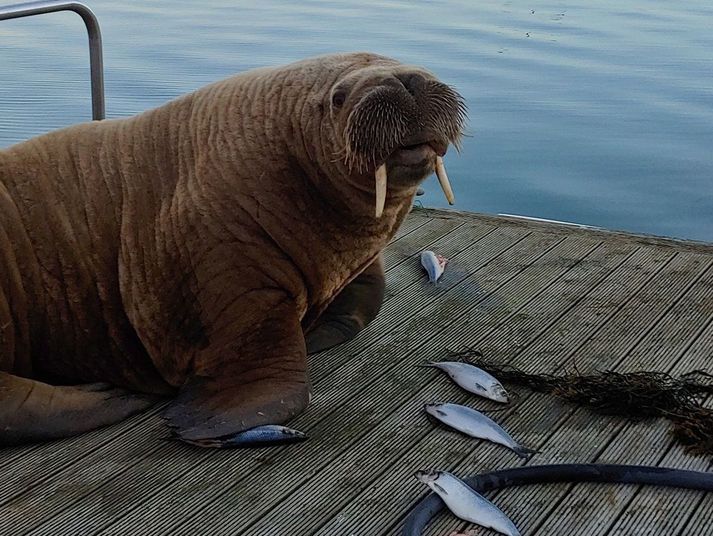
(375, 164), (388, 218)
(435, 156), (455, 205)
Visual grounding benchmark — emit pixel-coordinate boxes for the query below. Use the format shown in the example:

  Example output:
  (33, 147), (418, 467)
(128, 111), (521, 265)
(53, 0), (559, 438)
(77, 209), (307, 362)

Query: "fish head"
(413, 469), (442, 484)
(420, 251), (445, 283)
(423, 403), (445, 417)
(278, 426), (308, 440)
(491, 384), (510, 403)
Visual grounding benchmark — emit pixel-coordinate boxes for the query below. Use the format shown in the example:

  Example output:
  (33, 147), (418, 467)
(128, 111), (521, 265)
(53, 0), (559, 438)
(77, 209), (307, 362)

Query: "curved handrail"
(0, 1), (105, 120)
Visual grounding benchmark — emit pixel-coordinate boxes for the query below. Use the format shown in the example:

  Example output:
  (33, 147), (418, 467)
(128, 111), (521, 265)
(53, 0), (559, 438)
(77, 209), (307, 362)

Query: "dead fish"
(424, 403), (537, 459)
(420, 361), (509, 403)
(414, 470), (521, 536)
(180, 425), (307, 448)
(421, 250), (448, 283)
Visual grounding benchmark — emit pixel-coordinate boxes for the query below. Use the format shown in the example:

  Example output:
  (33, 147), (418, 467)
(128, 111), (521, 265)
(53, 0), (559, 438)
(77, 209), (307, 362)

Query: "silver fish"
(414, 470), (521, 536)
(420, 250), (448, 283)
(180, 425), (307, 448)
(424, 403), (537, 459)
(421, 361), (509, 403)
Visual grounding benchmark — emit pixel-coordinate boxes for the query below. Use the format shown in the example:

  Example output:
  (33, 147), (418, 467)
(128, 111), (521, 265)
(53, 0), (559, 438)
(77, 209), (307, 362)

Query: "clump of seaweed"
(447, 348), (713, 456)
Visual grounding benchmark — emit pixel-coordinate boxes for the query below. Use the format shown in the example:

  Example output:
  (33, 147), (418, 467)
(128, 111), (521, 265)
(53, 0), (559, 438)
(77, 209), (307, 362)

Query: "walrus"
(0, 52), (466, 447)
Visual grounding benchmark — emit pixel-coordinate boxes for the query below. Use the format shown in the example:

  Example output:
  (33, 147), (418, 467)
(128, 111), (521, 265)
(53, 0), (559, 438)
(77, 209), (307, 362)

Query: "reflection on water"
(1, 0), (712, 240)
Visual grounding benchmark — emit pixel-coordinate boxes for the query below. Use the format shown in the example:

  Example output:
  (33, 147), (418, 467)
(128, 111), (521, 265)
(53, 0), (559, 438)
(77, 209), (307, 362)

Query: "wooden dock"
(2, 207), (712, 535)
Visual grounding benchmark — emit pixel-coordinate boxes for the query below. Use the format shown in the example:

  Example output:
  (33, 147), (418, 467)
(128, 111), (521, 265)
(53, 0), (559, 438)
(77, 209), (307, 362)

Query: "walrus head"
(303, 53), (467, 218)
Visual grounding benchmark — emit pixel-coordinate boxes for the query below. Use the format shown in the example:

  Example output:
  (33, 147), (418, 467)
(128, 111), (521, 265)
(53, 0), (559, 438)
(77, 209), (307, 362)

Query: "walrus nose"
(396, 72), (428, 97)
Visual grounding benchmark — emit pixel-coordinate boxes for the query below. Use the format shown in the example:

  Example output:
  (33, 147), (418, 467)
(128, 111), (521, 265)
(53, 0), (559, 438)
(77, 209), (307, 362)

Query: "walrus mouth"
(342, 77), (466, 218)
(374, 142), (454, 218)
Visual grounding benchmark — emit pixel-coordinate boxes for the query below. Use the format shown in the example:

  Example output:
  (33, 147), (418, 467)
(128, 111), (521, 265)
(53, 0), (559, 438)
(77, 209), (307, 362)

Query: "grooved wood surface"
(2, 208), (712, 536)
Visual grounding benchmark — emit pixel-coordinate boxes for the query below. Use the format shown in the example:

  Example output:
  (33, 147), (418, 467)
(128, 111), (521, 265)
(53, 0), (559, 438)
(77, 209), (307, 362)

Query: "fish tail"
(515, 445), (540, 460)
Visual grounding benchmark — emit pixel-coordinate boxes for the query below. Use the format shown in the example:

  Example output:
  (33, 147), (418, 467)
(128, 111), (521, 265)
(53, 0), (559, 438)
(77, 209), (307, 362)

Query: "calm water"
(1, 0), (712, 240)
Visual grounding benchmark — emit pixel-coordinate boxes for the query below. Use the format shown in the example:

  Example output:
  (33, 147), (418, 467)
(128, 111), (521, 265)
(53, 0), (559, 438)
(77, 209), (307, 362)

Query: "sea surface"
(1, 0), (712, 240)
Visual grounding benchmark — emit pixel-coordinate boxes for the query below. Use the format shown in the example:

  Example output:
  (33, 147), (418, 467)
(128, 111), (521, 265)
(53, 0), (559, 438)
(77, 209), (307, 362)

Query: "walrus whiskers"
(341, 77), (464, 212)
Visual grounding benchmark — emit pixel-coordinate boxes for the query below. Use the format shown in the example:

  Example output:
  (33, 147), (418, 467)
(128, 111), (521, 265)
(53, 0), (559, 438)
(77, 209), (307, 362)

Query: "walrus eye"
(332, 90), (346, 108)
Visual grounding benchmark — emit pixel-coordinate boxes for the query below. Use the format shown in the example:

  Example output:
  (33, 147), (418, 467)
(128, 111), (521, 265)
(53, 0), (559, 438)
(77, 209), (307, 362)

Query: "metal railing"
(0, 1), (105, 120)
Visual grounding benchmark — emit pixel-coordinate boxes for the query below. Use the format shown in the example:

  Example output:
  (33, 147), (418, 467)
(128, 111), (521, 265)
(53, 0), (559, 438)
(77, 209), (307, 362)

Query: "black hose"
(402, 464), (713, 536)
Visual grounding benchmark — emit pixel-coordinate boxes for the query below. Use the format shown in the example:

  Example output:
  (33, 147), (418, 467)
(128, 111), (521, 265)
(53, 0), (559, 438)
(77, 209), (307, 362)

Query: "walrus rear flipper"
(164, 302), (309, 448)
(0, 372), (155, 446)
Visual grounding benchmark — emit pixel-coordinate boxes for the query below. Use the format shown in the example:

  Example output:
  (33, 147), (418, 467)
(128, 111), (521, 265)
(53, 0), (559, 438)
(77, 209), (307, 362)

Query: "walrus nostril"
(396, 72), (427, 97)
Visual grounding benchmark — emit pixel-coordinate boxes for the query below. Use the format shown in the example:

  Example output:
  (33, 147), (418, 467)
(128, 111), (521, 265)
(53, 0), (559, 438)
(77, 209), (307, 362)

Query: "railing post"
(0, 1), (105, 120)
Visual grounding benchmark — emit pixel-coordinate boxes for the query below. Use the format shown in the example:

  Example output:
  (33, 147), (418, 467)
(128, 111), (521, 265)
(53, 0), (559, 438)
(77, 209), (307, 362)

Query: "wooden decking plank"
(667, 322), (713, 535)
(533, 407), (712, 531)
(479, 250), (690, 375)
(604, 444), (710, 535)
(428, 208), (713, 255)
(0, 409), (173, 535)
(313, 241), (640, 535)
(621, 268), (713, 372)
(268, 395), (581, 536)
(0, 405), (165, 506)
(311, 225), (533, 380)
(458, 246), (673, 373)
(381, 217), (466, 269)
(3, 212), (713, 536)
(317, 395), (578, 536)
(30, 230), (560, 536)
(0, 443), (43, 471)
(678, 493), (713, 534)
(391, 210), (430, 240)
(544, 313), (713, 535)
(404, 252), (709, 535)
(386, 247), (697, 535)
(229, 239), (652, 536)
(533, 421), (672, 535)
(594, 322), (713, 535)
(381, 222), (496, 300)
(489, 261), (713, 536)
(95, 234), (592, 536)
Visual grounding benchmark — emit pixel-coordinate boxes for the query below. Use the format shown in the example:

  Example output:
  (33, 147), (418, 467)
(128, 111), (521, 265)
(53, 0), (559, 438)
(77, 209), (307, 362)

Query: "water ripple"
(0, 0), (711, 240)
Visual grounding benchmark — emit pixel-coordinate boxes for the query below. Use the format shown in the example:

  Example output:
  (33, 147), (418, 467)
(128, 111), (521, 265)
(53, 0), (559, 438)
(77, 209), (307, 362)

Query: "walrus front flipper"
(305, 255), (385, 354)
(164, 303), (309, 447)
(0, 372), (155, 446)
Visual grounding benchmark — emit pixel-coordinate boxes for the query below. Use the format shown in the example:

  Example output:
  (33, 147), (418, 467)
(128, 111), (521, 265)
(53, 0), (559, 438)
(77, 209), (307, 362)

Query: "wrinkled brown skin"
(0, 52), (455, 446)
